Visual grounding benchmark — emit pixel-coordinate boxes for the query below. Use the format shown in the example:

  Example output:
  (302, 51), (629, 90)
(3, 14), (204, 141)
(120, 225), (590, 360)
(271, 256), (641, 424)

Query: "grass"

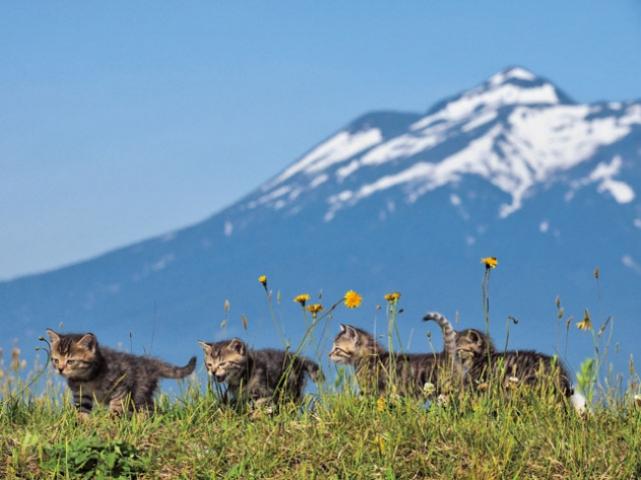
(2, 375), (641, 479)
(2, 271), (640, 478)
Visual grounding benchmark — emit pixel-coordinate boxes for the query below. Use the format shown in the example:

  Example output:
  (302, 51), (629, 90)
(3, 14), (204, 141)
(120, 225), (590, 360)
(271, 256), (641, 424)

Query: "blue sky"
(1, 0), (640, 279)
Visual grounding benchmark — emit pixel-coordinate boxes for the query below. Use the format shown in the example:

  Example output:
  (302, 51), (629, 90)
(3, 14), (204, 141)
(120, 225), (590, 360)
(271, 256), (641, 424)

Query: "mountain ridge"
(2, 67), (640, 377)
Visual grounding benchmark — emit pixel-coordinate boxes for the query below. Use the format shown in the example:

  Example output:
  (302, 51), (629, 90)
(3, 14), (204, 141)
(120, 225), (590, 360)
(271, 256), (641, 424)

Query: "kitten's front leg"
(71, 387), (94, 415)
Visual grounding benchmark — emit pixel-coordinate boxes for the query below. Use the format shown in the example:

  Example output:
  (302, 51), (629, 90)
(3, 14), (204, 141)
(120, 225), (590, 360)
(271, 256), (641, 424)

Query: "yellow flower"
(576, 309), (593, 331)
(481, 257), (498, 269)
(344, 290), (362, 309)
(293, 293), (311, 307)
(384, 292), (401, 303)
(376, 396), (386, 413)
(258, 274), (267, 288)
(306, 303), (324, 318)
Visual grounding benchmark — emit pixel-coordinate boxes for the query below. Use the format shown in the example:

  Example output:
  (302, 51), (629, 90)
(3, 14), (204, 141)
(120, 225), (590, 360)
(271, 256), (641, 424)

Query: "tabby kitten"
(47, 329), (196, 414)
(423, 312), (495, 372)
(329, 323), (456, 397)
(198, 338), (323, 405)
(424, 312), (573, 397)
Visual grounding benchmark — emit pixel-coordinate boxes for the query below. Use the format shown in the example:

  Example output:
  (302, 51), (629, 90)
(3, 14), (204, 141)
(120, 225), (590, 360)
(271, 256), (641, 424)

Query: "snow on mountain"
(244, 67), (641, 224)
(2, 66), (640, 375)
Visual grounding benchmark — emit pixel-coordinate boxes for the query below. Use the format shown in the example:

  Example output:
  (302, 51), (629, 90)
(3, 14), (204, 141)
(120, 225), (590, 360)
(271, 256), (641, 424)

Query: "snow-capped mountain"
(241, 67), (639, 221)
(2, 67), (640, 376)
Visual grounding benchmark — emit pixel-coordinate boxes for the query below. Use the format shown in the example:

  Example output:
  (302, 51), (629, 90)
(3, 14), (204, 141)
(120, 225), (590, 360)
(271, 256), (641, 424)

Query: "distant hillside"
(2, 66), (640, 376)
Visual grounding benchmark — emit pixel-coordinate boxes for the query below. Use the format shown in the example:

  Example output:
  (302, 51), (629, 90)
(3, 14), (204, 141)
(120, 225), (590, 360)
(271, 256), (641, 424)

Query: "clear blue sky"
(1, 1), (640, 280)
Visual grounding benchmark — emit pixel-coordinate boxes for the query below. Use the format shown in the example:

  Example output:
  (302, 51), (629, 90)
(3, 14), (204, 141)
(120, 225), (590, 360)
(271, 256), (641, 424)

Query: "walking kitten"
(423, 312), (573, 397)
(198, 338), (323, 405)
(423, 312), (495, 371)
(47, 329), (196, 415)
(328, 323), (457, 397)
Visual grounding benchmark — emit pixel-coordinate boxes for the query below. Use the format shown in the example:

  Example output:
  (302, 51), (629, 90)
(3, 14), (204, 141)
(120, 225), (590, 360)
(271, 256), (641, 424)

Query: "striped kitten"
(47, 329), (196, 415)
(198, 338), (323, 405)
(329, 323), (457, 397)
(423, 312), (573, 397)
(423, 312), (495, 372)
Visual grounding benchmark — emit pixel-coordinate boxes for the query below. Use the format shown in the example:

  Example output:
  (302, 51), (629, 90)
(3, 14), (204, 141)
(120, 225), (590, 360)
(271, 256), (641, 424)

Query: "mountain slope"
(2, 67), (640, 375)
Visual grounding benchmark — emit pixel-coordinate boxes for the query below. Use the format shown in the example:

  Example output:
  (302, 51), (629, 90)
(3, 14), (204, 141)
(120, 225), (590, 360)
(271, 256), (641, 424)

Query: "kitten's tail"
(155, 356), (197, 379)
(422, 311), (457, 357)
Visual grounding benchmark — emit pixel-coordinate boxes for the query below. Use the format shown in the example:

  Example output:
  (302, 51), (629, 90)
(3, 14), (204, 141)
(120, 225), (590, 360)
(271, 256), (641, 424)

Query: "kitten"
(329, 323), (455, 397)
(198, 338), (323, 405)
(47, 329), (196, 414)
(423, 312), (495, 372)
(423, 312), (573, 397)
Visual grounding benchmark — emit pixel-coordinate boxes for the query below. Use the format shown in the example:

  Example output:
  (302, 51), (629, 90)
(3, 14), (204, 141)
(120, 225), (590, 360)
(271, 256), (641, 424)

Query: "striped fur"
(425, 314), (573, 398)
(199, 338), (323, 405)
(329, 324), (454, 397)
(47, 329), (196, 414)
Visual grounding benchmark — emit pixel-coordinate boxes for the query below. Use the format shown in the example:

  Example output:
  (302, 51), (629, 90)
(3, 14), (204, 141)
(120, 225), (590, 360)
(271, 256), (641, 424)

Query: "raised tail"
(423, 311), (458, 358)
(155, 356), (197, 379)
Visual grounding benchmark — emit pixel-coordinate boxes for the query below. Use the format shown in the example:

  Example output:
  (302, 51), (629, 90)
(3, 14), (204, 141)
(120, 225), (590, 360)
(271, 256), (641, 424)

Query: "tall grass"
(2, 372), (641, 479)
(1, 266), (640, 478)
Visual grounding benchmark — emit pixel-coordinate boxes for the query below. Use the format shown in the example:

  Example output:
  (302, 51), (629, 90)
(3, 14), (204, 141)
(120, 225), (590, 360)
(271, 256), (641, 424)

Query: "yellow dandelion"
(344, 290), (362, 309)
(258, 274), (267, 287)
(306, 303), (324, 319)
(376, 396), (386, 413)
(576, 309), (593, 331)
(481, 257), (498, 269)
(293, 293), (311, 307)
(384, 292), (401, 303)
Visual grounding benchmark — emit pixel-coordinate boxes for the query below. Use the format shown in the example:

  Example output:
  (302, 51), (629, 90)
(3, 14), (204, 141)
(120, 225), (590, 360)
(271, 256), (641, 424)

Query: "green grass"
(2, 382), (641, 479)
(2, 274), (638, 478)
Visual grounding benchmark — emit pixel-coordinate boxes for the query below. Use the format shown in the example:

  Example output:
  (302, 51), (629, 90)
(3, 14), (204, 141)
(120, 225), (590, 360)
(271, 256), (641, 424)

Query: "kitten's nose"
(58, 367), (64, 373)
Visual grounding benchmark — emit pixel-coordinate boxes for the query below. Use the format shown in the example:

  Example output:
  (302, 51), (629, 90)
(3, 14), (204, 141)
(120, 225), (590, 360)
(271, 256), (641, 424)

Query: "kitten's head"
(329, 324), (382, 365)
(198, 338), (248, 383)
(456, 328), (495, 364)
(46, 329), (99, 380)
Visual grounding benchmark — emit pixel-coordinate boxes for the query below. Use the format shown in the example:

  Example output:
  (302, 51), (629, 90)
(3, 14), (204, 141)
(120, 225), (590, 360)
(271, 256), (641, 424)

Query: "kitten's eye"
(52, 358), (59, 365)
(67, 360), (76, 366)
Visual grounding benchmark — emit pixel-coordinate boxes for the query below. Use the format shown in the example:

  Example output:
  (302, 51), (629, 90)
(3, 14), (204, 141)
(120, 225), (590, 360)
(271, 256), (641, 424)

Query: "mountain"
(2, 67), (640, 377)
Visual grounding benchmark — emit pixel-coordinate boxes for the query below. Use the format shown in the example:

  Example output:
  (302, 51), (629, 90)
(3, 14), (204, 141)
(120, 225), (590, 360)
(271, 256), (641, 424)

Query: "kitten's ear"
(76, 333), (97, 352)
(342, 324), (357, 339)
(46, 329), (60, 344)
(228, 338), (246, 355)
(198, 341), (212, 353)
